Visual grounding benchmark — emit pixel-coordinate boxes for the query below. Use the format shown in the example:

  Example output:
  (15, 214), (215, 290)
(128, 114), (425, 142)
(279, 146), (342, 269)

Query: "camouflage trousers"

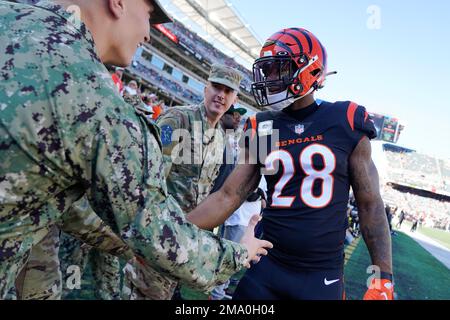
(60, 232), (121, 300)
(1, 227), (57, 300)
(15, 225), (62, 300)
(1, 252), (31, 300)
(122, 259), (178, 300)
(11, 228), (122, 300)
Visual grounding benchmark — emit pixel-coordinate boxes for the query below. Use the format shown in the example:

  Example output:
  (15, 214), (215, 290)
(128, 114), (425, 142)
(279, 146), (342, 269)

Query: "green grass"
(417, 227), (450, 250)
(344, 232), (450, 300)
(395, 221), (450, 250)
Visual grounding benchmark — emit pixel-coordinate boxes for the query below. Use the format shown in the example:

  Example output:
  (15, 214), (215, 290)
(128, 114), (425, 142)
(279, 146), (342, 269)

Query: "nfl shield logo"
(295, 124), (305, 135)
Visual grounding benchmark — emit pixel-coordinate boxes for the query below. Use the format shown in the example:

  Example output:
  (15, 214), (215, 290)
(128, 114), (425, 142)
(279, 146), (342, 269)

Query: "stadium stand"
(160, 20), (254, 93)
(381, 184), (450, 231)
(439, 160), (450, 193)
(382, 144), (447, 194)
(131, 56), (203, 105)
(113, 17), (261, 115)
(379, 144), (450, 231)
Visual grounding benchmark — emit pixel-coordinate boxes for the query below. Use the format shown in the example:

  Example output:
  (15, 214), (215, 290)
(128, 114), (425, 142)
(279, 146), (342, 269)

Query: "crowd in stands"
(382, 144), (450, 194)
(110, 68), (168, 121)
(381, 184), (450, 231)
(131, 59), (203, 105)
(345, 144), (450, 237)
(161, 20), (254, 94)
(112, 17), (258, 110)
(439, 160), (450, 193)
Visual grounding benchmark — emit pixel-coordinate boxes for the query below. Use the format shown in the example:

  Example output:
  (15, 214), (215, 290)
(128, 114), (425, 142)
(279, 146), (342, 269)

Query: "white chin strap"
(267, 90), (292, 110)
(267, 86), (315, 111)
(268, 93), (295, 110)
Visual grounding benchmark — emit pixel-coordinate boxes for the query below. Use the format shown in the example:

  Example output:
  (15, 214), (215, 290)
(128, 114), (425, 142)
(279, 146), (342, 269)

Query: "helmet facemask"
(252, 52), (325, 110)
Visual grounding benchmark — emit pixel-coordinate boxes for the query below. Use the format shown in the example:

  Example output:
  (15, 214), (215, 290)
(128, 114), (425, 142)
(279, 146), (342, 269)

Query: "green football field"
(344, 232), (450, 300)
(396, 220), (450, 250)
(418, 227), (450, 250)
(67, 230), (450, 300)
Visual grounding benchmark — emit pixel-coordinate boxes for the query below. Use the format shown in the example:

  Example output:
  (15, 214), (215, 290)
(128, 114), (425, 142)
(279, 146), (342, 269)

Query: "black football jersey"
(243, 100), (377, 270)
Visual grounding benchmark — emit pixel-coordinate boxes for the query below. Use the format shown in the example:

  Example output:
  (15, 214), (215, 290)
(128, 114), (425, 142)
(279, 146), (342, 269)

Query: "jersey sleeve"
(242, 115), (257, 143)
(346, 102), (377, 145)
(239, 115), (259, 165)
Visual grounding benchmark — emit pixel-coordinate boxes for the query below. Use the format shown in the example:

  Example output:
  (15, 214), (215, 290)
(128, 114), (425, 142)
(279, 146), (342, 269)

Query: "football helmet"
(252, 28), (328, 109)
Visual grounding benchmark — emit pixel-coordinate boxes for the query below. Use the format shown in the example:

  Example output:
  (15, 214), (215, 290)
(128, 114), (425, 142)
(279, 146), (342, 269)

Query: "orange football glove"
(363, 276), (394, 300)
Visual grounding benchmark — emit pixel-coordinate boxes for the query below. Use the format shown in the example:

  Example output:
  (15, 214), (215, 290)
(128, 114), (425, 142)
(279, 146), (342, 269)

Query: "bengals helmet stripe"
(290, 28), (313, 53)
(271, 40), (294, 55)
(286, 28), (327, 71)
(274, 31), (306, 53)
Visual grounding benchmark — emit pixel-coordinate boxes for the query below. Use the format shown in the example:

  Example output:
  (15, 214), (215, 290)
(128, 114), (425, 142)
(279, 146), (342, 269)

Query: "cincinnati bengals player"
(187, 28), (393, 300)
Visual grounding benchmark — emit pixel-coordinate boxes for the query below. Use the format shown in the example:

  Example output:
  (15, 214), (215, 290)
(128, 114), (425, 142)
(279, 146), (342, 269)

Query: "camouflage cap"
(150, 0), (172, 25)
(208, 64), (243, 92)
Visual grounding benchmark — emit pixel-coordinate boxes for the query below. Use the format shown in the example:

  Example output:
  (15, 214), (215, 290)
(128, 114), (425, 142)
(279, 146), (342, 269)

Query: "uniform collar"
(199, 102), (218, 131)
(33, 0), (98, 58)
(282, 101), (319, 122)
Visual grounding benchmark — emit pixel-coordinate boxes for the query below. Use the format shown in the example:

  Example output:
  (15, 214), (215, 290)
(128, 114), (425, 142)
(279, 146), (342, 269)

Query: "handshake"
(239, 214), (273, 268)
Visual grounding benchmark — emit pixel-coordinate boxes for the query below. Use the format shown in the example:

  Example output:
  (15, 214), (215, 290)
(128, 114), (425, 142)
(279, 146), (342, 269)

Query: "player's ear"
(233, 94), (239, 105)
(107, 0), (125, 20)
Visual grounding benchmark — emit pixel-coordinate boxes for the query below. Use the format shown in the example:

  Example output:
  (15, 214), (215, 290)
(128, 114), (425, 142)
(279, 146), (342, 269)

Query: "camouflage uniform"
(123, 66), (243, 300)
(0, 1), (247, 299)
(160, 63), (244, 212)
(16, 196), (133, 300)
(159, 103), (225, 211)
(57, 90), (146, 300)
(15, 225), (62, 300)
(123, 92), (144, 109)
(21, 70), (148, 301)
(59, 234), (122, 300)
(58, 197), (129, 300)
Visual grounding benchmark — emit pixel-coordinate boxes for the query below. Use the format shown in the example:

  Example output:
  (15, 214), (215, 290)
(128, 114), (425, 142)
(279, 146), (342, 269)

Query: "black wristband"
(380, 271), (393, 282)
(246, 192), (260, 202)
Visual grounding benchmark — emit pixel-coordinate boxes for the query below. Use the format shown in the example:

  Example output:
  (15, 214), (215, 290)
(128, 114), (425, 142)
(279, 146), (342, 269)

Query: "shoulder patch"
(160, 125), (173, 146)
(258, 120), (273, 136)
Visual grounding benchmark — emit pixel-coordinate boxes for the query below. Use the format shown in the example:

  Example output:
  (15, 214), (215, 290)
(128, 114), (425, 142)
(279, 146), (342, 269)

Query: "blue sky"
(161, 0), (450, 159)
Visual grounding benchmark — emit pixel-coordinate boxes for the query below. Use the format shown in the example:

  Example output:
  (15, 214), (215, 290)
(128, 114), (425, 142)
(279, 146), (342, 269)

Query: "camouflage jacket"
(157, 103), (225, 212)
(0, 0), (246, 298)
(57, 196), (134, 260)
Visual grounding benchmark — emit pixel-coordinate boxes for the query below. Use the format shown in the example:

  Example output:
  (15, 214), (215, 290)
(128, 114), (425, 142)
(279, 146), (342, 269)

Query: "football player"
(187, 28), (393, 300)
